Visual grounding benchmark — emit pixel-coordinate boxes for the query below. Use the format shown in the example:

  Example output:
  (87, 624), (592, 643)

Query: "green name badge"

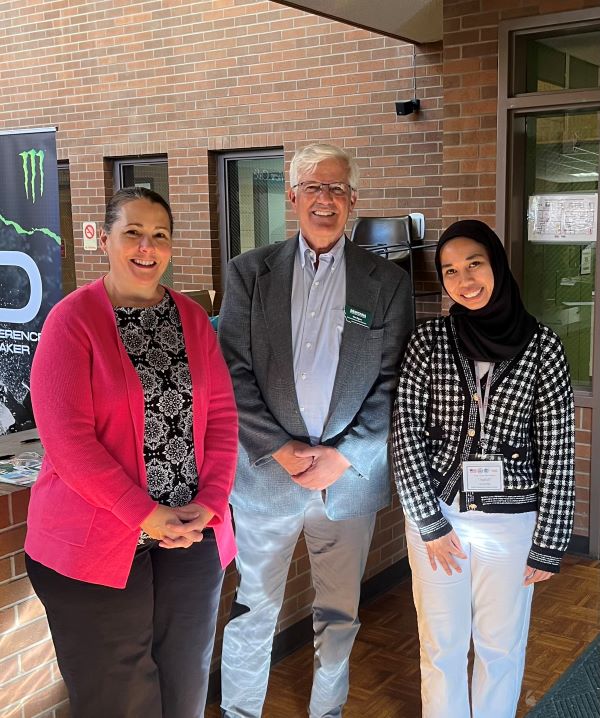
(344, 305), (372, 328)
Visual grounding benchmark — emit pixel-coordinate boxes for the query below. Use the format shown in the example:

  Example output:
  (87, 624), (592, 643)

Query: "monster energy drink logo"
(19, 149), (45, 203)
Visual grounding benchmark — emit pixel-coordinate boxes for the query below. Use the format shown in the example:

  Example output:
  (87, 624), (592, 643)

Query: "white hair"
(289, 143), (359, 190)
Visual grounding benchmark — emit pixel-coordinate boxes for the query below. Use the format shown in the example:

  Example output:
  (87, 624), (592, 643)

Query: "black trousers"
(26, 532), (224, 718)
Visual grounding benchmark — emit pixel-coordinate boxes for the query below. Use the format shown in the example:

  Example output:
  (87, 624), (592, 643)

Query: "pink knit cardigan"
(25, 278), (238, 588)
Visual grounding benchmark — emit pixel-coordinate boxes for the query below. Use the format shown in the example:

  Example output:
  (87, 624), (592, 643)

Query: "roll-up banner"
(0, 128), (61, 435)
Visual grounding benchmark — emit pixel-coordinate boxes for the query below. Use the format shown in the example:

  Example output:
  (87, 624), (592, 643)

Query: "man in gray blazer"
(219, 143), (413, 718)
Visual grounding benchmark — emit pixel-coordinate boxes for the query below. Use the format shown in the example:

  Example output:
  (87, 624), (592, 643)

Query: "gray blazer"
(218, 235), (414, 520)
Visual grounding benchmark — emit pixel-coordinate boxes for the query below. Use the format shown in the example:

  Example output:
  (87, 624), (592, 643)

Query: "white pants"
(405, 500), (536, 718)
(221, 492), (376, 718)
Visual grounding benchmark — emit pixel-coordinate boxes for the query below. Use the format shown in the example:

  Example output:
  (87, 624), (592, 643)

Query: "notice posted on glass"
(528, 193), (598, 244)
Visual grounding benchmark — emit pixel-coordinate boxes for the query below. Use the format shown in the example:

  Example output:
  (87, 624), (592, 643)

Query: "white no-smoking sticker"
(83, 221), (97, 250)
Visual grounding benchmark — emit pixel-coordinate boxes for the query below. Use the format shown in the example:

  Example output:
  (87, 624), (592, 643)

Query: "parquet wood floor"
(206, 554), (599, 717)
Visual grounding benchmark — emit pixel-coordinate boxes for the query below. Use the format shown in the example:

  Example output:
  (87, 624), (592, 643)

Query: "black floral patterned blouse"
(114, 292), (199, 544)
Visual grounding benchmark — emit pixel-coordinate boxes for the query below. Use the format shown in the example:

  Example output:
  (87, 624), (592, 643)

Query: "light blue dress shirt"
(291, 233), (346, 445)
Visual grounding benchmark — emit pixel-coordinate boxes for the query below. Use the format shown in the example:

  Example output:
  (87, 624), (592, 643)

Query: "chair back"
(349, 216), (412, 263)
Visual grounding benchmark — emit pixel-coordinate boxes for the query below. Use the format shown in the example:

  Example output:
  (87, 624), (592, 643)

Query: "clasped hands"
(272, 439), (350, 490)
(140, 503), (214, 550)
(425, 529), (553, 586)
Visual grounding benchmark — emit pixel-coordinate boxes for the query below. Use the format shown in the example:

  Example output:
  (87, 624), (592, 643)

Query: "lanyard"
(475, 364), (494, 448)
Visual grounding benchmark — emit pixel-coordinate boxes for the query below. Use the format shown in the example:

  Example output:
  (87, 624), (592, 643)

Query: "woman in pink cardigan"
(25, 187), (238, 718)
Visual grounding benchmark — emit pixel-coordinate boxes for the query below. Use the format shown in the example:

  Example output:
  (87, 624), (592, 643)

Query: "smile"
(312, 210), (335, 217)
(131, 259), (157, 267)
(461, 287), (484, 299)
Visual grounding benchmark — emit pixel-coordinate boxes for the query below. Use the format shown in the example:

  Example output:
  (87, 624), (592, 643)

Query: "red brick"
(444, 86), (482, 102)
(13, 551), (26, 579)
(0, 525), (27, 559)
(0, 664), (54, 710)
(446, 144), (480, 160)
(19, 638), (57, 673)
(576, 444), (591, 459)
(462, 41), (499, 59)
(23, 680), (68, 718)
(444, 1), (481, 19)
(0, 496), (9, 530)
(0, 576), (34, 611)
(0, 703), (22, 718)
(0, 606), (17, 634)
(0, 556), (11, 582)
(0, 655), (20, 683)
(445, 29), (481, 46)
(2, 617), (50, 660)
(581, 409), (592, 430)
(16, 596), (45, 626)
(461, 11), (500, 28)
(10, 490), (30, 525)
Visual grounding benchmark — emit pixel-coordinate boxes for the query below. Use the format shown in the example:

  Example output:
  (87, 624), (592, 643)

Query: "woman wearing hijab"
(392, 220), (575, 718)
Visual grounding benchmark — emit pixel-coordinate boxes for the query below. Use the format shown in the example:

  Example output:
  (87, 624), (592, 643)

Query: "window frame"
(57, 161), (76, 295)
(113, 155), (169, 194)
(217, 148), (285, 283)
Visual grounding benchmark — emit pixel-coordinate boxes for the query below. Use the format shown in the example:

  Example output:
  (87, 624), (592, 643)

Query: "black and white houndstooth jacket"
(391, 316), (575, 573)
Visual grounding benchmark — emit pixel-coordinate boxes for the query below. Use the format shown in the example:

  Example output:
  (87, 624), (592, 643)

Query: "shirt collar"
(297, 232), (346, 269)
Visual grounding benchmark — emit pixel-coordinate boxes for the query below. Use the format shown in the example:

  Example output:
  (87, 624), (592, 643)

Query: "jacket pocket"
(499, 442), (527, 462)
(367, 328), (384, 340)
(425, 424), (444, 440)
(39, 474), (97, 546)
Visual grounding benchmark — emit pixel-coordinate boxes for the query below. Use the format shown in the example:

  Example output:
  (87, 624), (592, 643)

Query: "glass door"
(522, 110), (599, 391)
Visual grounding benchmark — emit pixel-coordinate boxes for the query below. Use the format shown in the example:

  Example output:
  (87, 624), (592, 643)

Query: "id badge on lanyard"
(461, 364), (505, 493)
(462, 458), (504, 492)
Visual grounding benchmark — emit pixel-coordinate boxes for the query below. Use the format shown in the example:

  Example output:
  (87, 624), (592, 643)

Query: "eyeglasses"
(292, 181), (354, 197)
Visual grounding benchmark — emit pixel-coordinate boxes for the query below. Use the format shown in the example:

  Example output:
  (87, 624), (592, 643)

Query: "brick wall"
(0, 486), (68, 718)
(0, 0), (444, 294)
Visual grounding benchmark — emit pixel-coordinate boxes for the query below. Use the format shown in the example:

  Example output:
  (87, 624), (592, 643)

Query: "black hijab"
(434, 220), (538, 362)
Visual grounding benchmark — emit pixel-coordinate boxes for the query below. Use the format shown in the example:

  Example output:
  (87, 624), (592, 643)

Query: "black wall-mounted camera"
(395, 99), (421, 116)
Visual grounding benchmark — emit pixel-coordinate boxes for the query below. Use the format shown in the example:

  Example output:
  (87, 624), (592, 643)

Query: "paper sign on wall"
(83, 221), (97, 250)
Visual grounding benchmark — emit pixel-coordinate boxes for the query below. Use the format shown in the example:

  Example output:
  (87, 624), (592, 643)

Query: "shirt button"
(468, 503), (478, 511)
(424, 430), (430, 437)
(300, 407), (305, 412)
(512, 452), (520, 459)
(310, 311), (316, 317)
(473, 393), (478, 402)
(314, 281), (320, 286)
(301, 372), (307, 380)
(468, 428), (476, 437)
(306, 342), (312, 349)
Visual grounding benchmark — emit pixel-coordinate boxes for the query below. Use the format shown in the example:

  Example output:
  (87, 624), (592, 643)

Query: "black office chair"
(349, 216), (412, 265)
(350, 215), (416, 323)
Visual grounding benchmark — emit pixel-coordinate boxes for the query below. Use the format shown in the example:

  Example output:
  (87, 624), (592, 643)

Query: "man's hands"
(273, 441), (350, 491)
(272, 440), (314, 476)
(291, 445), (350, 490)
(140, 503), (215, 550)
